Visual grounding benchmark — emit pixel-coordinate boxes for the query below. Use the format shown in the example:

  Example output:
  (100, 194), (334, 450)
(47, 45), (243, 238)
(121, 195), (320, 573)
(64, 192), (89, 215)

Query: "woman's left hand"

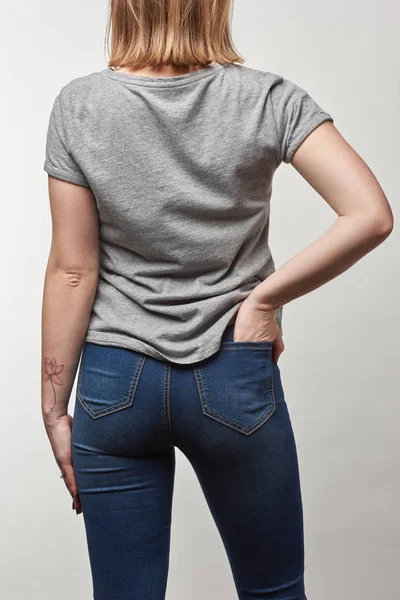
(43, 414), (82, 515)
(234, 293), (285, 363)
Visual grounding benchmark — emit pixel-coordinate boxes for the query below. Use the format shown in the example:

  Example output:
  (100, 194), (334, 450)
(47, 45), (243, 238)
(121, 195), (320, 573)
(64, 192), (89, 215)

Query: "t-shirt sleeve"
(43, 92), (90, 188)
(270, 76), (334, 164)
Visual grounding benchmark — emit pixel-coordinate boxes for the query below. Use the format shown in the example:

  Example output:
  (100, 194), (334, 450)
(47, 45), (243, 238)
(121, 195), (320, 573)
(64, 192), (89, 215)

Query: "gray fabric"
(44, 62), (333, 364)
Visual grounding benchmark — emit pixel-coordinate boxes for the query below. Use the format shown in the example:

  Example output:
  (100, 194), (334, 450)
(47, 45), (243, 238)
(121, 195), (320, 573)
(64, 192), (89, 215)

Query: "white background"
(1, 0), (399, 598)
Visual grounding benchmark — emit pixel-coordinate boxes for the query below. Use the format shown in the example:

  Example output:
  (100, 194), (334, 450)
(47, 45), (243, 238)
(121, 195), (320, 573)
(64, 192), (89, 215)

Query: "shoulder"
(227, 62), (306, 92)
(56, 70), (104, 107)
(226, 64), (316, 111)
(51, 70), (106, 123)
(224, 62), (284, 88)
(224, 63), (312, 106)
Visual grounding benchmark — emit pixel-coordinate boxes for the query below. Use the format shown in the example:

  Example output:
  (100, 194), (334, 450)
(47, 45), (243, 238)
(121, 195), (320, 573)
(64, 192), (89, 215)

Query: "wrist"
(248, 287), (281, 312)
(42, 408), (68, 428)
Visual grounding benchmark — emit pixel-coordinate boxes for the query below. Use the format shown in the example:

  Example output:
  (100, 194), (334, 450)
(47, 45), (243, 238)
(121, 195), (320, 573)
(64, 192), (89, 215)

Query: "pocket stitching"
(193, 360), (276, 435)
(77, 350), (146, 419)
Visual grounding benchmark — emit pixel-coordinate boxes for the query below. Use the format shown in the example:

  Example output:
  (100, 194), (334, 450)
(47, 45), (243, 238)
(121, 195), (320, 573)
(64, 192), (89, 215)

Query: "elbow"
(63, 270), (92, 288)
(62, 265), (99, 288)
(364, 210), (394, 244)
(47, 261), (99, 288)
(373, 214), (394, 241)
(46, 247), (99, 287)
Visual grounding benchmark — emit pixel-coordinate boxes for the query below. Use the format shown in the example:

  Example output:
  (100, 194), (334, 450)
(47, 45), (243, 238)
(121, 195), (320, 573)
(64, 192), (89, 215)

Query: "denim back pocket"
(76, 342), (146, 419)
(193, 341), (276, 435)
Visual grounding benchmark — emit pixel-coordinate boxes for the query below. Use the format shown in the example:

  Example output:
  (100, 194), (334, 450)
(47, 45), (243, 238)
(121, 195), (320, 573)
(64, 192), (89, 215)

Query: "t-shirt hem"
(285, 113), (334, 163)
(83, 330), (224, 365)
(44, 160), (91, 188)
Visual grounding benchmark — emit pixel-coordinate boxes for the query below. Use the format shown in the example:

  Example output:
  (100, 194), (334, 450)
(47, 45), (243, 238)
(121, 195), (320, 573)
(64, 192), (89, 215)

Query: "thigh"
(71, 342), (175, 600)
(175, 345), (306, 600)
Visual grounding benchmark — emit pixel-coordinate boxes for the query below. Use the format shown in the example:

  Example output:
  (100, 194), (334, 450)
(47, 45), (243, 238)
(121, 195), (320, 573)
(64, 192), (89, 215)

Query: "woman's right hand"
(233, 293), (285, 363)
(43, 414), (82, 515)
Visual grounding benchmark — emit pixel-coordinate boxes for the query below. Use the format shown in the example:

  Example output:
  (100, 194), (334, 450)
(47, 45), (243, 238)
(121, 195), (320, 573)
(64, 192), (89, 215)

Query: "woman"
(41, 1), (393, 599)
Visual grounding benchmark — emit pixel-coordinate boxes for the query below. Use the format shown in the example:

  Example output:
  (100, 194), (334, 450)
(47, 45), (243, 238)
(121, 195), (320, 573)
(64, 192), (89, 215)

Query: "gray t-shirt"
(44, 62), (333, 364)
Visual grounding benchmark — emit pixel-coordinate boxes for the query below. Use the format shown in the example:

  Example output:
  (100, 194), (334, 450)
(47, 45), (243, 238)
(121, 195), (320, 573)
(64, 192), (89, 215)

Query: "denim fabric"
(72, 324), (306, 600)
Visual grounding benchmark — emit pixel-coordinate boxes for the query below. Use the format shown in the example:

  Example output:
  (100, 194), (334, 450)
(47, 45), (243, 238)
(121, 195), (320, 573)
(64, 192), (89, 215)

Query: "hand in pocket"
(234, 294), (285, 363)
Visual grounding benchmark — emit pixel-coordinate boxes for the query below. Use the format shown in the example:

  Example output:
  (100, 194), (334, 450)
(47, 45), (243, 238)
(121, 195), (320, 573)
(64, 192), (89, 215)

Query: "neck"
(113, 63), (212, 79)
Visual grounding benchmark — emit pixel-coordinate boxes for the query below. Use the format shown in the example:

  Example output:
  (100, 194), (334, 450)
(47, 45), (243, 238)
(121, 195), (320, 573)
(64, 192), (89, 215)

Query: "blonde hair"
(105, 0), (245, 69)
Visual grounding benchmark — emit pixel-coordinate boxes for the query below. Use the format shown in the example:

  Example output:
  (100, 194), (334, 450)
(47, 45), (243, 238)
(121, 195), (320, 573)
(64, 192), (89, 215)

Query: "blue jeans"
(71, 324), (306, 600)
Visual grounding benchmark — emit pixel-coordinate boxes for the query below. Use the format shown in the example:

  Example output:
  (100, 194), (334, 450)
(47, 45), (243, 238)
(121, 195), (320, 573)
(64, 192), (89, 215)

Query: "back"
(44, 62), (333, 363)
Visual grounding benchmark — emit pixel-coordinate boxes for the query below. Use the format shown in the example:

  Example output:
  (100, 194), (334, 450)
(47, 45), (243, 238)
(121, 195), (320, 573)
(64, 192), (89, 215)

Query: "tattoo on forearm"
(42, 357), (64, 410)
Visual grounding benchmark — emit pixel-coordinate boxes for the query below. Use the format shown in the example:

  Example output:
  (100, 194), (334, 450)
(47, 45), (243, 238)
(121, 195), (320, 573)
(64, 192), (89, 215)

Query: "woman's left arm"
(41, 176), (99, 514)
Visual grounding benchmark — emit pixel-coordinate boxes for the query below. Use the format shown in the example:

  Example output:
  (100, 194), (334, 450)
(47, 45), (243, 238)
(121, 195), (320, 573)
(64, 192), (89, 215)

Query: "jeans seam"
(77, 351), (146, 419)
(163, 363), (174, 445)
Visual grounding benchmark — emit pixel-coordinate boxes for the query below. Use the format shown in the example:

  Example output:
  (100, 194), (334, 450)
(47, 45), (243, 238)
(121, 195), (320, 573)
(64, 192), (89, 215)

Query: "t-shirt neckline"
(102, 62), (226, 87)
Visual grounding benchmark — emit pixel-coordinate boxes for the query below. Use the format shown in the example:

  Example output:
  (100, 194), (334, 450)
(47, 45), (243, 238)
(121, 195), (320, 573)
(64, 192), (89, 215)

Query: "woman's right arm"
(234, 120), (394, 359)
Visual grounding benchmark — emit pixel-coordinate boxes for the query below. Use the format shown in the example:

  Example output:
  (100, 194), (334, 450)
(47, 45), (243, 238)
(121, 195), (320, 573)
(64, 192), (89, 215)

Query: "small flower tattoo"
(42, 357), (64, 410)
